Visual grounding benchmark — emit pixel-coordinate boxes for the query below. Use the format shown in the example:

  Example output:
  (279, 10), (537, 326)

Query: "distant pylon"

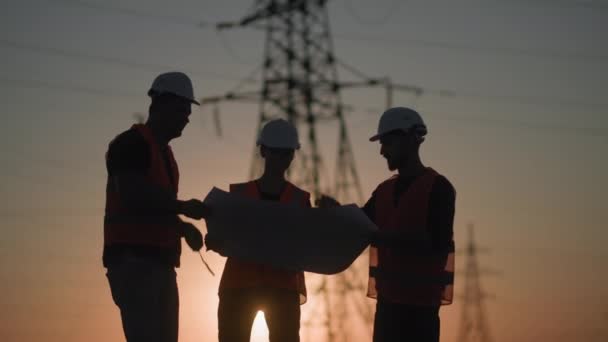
(457, 224), (494, 342)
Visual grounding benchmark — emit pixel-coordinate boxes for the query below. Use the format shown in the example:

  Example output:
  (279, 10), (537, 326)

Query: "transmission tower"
(457, 224), (494, 342)
(200, 1), (425, 341)
(202, 1), (367, 340)
(210, 0), (363, 202)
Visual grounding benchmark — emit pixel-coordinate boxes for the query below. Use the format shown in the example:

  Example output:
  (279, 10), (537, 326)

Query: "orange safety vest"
(219, 180), (309, 304)
(104, 124), (182, 266)
(367, 168), (455, 306)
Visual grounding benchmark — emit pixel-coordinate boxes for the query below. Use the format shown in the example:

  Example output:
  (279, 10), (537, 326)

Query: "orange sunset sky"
(1, 1), (607, 341)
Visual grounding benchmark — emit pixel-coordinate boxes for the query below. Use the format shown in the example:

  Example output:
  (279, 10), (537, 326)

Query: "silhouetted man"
(104, 72), (209, 342)
(319, 107), (456, 342)
(206, 119), (310, 342)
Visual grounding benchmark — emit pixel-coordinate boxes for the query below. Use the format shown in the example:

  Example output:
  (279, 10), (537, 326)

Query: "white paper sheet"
(203, 187), (377, 275)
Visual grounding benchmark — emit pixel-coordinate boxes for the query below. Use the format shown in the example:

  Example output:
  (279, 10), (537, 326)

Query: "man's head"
(369, 107), (427, 171)
(147, 72), (199, 142)
(257, 119), (300, 173)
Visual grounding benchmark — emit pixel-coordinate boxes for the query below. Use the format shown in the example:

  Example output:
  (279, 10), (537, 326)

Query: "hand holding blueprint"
(203, 187), (377, 274)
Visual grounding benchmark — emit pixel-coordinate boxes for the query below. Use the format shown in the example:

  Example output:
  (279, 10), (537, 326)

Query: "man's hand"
(315, 195), (341, 208)
(181, 222), (204, 251)
(205, 233), (225, 255)
(179, 199), (211, 220)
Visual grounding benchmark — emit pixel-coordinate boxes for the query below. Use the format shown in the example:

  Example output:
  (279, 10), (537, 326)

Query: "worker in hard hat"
(206, 119), (310, 342)
(318, 107), (456, 342)
(104, 71), (210, 342)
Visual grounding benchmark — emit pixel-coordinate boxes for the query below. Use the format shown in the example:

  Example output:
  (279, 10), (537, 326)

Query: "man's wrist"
(174, 199), (185, 215)
(370, 231), (380, 247)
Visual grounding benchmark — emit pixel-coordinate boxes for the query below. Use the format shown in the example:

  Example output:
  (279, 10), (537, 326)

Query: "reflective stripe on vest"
(219, 180), (309, 304)
(103, 124), (182, 265)
(367, 168), (455, 306)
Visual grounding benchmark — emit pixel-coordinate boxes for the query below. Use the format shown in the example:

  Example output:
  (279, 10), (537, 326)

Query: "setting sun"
(250, 311), (269, 342)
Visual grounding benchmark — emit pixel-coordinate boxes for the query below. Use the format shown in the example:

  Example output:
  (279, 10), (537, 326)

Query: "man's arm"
(112, 174), (178, 214)
(370, 177), (455, 254)
(115, 175), (209, 219)
(107, 131), (208, 219)
(427, 176), (456, 254)
(361, 191), (375, 222)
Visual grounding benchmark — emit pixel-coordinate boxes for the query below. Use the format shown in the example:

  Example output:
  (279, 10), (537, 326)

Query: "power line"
(342, 0), (404, 27)
(44, 1), (266, 68)
(333, 33), (608, 63)
(0, 76), (140, 98)
(335, 58), (376, 81)
(347, 107), (607, 139)
(5, 74), (603, 133)
(501, 0), (608, 11)
(3, 71), (606, 124)
(340, 76), (608, 110)
(47, 0), (212, 28)
(9, 71), (602, 143)
(426, 113), (607, 138)
(216, 30), (259, 66)
(0, 39), (250, 82)
(41, 0), (607, 63)
(2, 35), (605, 112)
(424, 88), (608, 109)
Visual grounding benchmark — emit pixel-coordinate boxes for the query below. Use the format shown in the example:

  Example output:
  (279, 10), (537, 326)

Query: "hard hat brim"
(369, 134), (381, 142)
(148, 89), (200, 106)
(369, 130), (393, 142)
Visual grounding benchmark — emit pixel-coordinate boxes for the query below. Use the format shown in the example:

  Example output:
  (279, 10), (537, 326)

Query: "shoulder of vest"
(131, 124), (160, 148)
(425, 168), (452, 187)
(287, 182), (310, 198)
(229, 181), (254, 194)
(429, 171), (455, 196)
(109, 128), (142, 147)
(130, 124), (147, 136)
(425, 167), (440, 177)
(427, 168), (450, 181)
(376, 175), (399, 190)
(284, 182), (310, 207)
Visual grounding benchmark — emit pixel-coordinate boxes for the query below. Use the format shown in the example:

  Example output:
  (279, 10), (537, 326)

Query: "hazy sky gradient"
(1, 0), (607, 341)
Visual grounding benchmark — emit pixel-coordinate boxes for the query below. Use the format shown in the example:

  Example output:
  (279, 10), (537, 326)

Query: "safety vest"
(367, 168), (455, 306)
(219, 180), (309, 304)
(104, 124), (182, 267)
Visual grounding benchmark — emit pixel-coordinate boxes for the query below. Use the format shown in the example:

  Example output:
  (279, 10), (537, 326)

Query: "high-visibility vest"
(219, 180), (309, 304)
(103, 124), (182, 267)
(367, 168), (455, 306)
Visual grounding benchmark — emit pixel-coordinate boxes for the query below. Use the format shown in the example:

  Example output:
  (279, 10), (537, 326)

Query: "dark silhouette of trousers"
(107, 260), (178, 342)
(218, 287), (301, 342)
(373, 299), (440, 342)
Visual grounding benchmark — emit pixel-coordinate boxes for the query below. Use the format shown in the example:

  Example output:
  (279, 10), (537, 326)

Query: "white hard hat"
(257, 119), (301, 150)
(369, 107), (427, 141)
(148, 71), (200, 105)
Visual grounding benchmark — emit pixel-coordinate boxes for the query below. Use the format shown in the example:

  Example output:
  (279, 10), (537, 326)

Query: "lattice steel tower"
(220, 0), (364, 202)
(201, 1), (376, 341)
(457, 224), (494, 342)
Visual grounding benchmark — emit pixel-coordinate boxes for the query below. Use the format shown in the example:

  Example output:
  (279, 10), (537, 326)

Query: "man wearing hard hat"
(206, 119), (310, 342)
(319, 107), (456, 342)
(104, 72), (210, 342)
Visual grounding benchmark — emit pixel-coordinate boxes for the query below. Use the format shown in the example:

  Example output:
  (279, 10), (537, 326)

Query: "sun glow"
(250, 310), (269, 341)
